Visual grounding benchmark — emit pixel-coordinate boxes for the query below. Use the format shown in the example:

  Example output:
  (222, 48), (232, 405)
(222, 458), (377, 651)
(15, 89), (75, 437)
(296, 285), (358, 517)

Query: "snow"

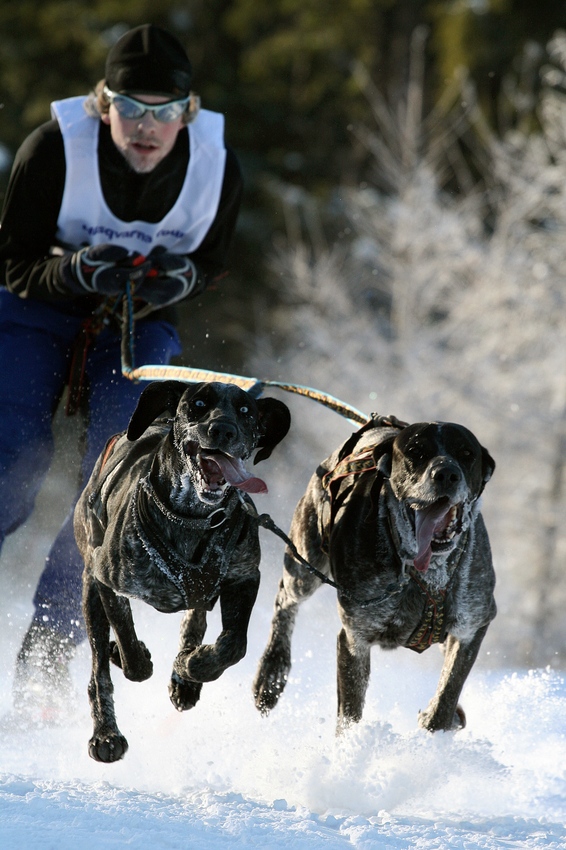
(1, 528), (565, 849)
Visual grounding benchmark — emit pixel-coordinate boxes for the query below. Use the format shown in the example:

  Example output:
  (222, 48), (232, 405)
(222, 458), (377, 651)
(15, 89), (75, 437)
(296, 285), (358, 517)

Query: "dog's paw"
(109, 639), (153, 682)
(453, 704), (467, 729)
(173, 647), (219, 682)
(174, 638), (245, 683)
(418, 703), (467, 732)
(88, 732), (129, 763)
(168, 671), (203, 711)
(252, 656), (290, 716)
(336, 714), (358, 736)
(109, 641), (122, 668)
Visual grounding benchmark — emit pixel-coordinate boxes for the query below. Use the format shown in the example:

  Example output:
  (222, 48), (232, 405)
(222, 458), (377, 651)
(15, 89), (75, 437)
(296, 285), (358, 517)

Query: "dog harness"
(89, 427), (250, 610)
(319, 413), (405, 555)
(131, 469), (248, 610)
(319, 414), (456, 654)
(403, 570), (448, 652)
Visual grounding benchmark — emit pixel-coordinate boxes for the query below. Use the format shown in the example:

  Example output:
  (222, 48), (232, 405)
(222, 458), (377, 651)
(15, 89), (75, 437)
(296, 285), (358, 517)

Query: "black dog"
(74, 380), (290, 762)
(253, 416), (495, 733)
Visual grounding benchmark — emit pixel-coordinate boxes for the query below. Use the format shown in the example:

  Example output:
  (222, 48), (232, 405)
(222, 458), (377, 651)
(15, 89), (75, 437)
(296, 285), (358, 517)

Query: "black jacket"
(0, 117), (243, 324)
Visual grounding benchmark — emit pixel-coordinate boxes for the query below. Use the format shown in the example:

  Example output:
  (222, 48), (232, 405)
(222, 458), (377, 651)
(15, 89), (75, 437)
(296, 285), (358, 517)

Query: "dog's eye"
(194, 399), (206, 408)
(406, 442), (426, 461)
(239, 406), (250, 414)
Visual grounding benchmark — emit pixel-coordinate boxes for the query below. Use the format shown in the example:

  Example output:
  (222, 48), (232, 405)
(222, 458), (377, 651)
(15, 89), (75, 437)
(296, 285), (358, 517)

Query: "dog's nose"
(208, 420), (238, 445)
(430, 460), (462, 486)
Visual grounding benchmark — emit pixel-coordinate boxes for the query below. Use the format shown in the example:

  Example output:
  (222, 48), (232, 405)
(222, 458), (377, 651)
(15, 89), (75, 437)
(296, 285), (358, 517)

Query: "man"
(0, 23), (243, 721)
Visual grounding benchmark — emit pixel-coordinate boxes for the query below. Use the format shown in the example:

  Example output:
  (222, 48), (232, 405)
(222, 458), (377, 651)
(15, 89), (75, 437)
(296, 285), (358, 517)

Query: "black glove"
(59, 244), (152, 296)
(134, 248), (204, 307)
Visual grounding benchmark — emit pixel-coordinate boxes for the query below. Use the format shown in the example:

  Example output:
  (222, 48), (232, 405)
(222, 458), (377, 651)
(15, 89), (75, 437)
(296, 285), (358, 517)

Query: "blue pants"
(0, 290), (181, 644)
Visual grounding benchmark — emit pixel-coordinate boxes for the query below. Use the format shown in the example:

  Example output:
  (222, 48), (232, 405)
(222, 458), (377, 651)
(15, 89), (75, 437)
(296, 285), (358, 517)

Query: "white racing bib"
(52, 96), (226, 254)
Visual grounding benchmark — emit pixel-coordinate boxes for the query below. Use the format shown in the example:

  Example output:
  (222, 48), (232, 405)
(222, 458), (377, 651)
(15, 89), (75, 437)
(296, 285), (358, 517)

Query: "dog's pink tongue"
(212, 455), (268, 494)
(413, 499), (451, 572)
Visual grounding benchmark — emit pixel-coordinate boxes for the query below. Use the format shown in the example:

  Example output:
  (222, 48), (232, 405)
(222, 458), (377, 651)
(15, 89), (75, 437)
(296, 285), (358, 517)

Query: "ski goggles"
(103, 86), (190, 123)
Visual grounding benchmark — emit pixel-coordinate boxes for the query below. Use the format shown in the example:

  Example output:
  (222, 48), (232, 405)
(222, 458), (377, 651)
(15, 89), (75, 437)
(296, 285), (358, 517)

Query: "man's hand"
(60, 244), (152, 296)
(134, 248), (204, 307)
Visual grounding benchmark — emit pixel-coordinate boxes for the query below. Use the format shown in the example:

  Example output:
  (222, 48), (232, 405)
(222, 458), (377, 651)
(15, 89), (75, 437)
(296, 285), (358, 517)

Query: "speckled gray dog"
(75, 380), (290, 763)
(253, 416), (495, 733)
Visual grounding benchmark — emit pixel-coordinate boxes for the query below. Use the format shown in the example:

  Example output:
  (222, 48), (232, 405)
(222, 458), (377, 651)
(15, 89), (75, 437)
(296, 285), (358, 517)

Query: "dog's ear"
(371, 437), (396, 475)
(127, 381), (201, 441)
(479, 446), (496, 493)
(253, 398), (291, 464)
(376, 450), (393, 478)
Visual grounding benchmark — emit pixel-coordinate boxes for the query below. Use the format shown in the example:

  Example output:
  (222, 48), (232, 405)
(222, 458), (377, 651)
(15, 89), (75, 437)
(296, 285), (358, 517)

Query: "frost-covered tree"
(249, 31), (566, 668)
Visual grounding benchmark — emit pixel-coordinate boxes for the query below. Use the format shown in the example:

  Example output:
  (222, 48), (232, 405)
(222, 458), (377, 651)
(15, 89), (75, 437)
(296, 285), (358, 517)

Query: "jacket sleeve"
(0, 120), (75, 301)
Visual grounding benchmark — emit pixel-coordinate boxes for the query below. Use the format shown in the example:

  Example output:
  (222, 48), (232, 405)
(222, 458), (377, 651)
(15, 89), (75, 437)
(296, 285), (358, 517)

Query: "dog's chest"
(123, 535), (228, 613)
(135, 481), (248, 607)
(332, 501), (479, 651)
(97, 477), (251, 613)
(338, 569), (453, 652)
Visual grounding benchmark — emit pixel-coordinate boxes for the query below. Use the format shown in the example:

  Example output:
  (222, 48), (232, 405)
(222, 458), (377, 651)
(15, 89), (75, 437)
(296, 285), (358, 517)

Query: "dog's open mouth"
(185, 442), (268, 498)
(411, 497), (462, 572)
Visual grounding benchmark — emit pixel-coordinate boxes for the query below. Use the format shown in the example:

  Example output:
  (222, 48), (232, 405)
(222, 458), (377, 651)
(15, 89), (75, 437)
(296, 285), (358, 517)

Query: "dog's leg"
(169, 608), (207, 711)
(336, 626), (371, 733)
(418, 624), (489, 732)
(96, 583), (153, 683)
(253, 541), (324, 715)
(174, 574), (260, 683)
(252, 573), (300, 716)
(83, 572), (128, 763)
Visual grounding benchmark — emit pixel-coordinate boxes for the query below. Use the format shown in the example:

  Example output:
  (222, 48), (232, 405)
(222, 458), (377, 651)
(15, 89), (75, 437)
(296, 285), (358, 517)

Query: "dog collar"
(141, 472), (239, 531)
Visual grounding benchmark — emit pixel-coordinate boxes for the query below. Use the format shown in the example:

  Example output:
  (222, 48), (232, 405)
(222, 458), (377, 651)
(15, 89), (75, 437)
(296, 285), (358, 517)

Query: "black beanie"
(105, 24), (192, 98)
